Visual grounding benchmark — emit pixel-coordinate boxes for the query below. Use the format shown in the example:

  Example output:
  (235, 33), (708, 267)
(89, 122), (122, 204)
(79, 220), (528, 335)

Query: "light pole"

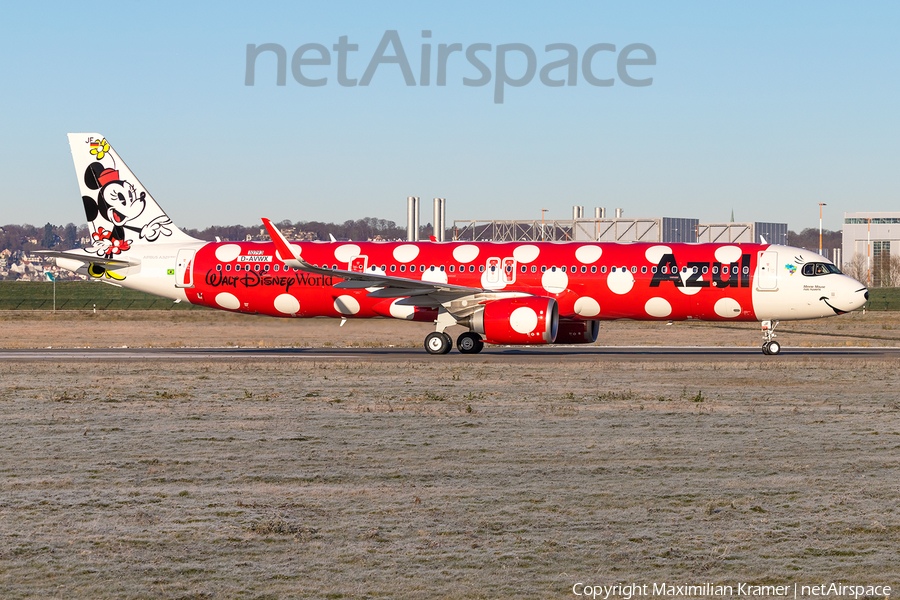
(818, 203), (827, 255)
(541, 209), (548, 242)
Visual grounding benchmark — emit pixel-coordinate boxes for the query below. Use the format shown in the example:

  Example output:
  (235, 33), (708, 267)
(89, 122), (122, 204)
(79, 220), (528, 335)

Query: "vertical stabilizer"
(67, 133), (197, 258)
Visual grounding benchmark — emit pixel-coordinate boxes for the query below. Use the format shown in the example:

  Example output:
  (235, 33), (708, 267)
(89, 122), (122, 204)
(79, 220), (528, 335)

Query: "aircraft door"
(349, 255), (368, 273)
(502, 258), (517, 284)
(486, 257), (501, 284)
(175, 248), (195, 288)
(756, 251), (778, 290)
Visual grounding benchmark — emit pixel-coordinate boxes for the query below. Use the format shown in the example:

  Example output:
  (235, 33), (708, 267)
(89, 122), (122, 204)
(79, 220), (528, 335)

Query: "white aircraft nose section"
(822, 276), (868, 315)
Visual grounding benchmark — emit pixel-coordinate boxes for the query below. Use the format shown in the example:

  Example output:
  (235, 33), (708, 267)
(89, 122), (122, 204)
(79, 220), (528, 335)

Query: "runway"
(2, 345), (899, 362)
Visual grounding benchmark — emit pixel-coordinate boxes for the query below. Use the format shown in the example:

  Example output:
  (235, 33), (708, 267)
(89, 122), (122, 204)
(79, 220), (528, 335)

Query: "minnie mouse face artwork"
(98, 174), (146, 228)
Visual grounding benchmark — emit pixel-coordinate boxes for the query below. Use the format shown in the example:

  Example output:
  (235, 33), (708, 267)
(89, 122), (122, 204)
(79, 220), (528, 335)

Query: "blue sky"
(1, 1), (897, 231)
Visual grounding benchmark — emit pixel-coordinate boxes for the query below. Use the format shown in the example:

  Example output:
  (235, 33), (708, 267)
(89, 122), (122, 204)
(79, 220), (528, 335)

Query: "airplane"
(42, 133), (869, 356)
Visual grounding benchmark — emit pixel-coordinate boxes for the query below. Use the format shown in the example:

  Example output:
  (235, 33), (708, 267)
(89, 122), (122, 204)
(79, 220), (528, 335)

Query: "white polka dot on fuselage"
(645, 245), (672, 264)
(452, 244), (479, 263)
(574, 296), (601, 317)
(513, 244), (540, 263)
(575, 245), (602, 264)
(274, 294), (300, 315)
(645, 297), (672, 318)
(334, 295), (360, 315)
(714, 297), (741, 318)
(715, 245), (742, 264)
(215, 292), (240, 310)
(215, 244), (241, 262)
(606, 269), (634, 295)
(541, 269), (568, 294)
(393, 244), (419, 263)
(334, 244), (361, 263)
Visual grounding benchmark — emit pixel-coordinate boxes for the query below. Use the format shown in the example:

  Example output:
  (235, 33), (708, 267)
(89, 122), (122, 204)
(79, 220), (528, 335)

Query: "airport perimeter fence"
(1, 281), (898, 311)
(0, 282), (201, 311)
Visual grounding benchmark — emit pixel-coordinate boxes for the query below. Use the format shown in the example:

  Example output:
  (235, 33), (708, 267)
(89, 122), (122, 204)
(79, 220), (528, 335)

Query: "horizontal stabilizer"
(35, 250), (139, 267)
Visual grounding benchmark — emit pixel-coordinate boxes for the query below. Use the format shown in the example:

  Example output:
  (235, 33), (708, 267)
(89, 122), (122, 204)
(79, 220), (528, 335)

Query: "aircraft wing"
(34, 250), (140, 268)
(261, 218), (485, 298)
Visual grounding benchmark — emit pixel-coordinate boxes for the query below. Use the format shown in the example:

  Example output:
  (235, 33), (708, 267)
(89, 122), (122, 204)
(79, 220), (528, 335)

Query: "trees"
(842, 253), (868, 285)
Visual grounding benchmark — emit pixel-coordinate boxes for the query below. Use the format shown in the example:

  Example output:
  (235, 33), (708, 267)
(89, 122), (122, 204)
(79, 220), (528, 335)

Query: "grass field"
(2, 282), (899, 311)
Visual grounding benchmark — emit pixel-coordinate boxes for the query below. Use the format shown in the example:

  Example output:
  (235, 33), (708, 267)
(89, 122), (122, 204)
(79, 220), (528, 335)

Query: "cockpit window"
(801, 262), (842, 276)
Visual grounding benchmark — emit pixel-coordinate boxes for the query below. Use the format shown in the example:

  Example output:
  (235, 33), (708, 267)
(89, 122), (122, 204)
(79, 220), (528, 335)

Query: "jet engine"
(553, 319), (600, 344)
(471, 297), (559, 345)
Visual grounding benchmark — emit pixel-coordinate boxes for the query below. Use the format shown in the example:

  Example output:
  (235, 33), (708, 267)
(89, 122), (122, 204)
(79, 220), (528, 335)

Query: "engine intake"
(472, 297), (559, 345)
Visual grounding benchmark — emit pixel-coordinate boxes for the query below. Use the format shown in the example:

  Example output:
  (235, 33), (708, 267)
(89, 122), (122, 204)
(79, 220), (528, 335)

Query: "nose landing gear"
(761, 320), (781, 355)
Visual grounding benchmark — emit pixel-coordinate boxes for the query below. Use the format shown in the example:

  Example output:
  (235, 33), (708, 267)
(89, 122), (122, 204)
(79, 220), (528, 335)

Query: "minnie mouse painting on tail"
(77, 136), (182, 258)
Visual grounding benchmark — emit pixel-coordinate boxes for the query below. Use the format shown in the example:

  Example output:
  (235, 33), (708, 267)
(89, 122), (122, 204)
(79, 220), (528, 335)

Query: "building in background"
(843, 212), (900, 287)
(453, 207), (785, 247)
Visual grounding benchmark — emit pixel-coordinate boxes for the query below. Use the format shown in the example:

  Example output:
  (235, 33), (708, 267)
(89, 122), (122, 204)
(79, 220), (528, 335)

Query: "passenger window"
(264, 265), (270, 272)
(590, 266), (596, 273)
(226, 264), (231, 271)
(391, 265), (396, 272)
(552, 266), (558, 272)
(216, 265), (222, 271)
(531, 265), (537, 273)
(641, 266), (647, 273)
(469, 265), (475, 272)
(449, 265), (454, 272)
(712, 266), (718, 274)
(702, 266), (708, 274)
(743, 266), (749, 274)
(440, 265), (445, 271)
(651, 266), (657, 273)
(400, 265), (406, 272)
(581, 266), (587, 273)
(612, 267), (617, 272)
(601, 266), (607, 273)
(254, 264), (260, 272)
(479, 265), (485, 272)
(733, 266), (739, 274)
(631, 266), (637, 273)
(521, 266), (527, 273)
(541, 266), (547, 273)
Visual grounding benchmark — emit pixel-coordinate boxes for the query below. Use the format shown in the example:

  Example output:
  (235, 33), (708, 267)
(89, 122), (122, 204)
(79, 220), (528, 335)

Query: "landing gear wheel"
(760, 320), (781, 356)
(425, 331), (452, 355)
(457, 332), (484, 354)
(763, 340), (781, 355)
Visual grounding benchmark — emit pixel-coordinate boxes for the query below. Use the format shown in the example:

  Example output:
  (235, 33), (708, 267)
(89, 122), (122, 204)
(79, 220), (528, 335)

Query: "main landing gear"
(456, 332), (484, 354)
(424, 331), (453, 355)
(761, 320), (781, 355)
(423, 331), (485, 355)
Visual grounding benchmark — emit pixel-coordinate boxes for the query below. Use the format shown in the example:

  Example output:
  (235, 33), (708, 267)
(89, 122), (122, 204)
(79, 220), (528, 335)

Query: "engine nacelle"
(553, 319), (600, 344)
(472, 297), (559, 345)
